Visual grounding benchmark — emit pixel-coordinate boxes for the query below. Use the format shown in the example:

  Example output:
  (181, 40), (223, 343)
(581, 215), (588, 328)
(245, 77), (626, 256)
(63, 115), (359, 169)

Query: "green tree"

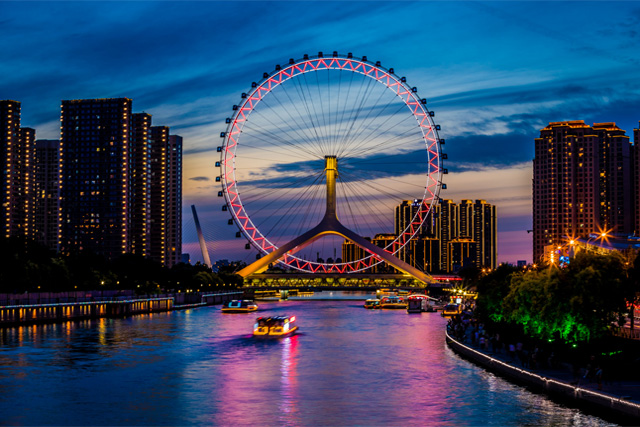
(501, 251), (632, 343)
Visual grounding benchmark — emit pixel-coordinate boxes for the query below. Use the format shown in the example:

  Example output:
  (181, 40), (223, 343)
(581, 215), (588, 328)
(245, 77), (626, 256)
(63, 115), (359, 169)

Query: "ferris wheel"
(218, 52), (444, 275)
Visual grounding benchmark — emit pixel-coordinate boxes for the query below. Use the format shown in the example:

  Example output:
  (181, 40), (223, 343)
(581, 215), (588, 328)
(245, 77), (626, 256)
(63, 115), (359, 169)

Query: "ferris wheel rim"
(219, 53), (443, 273)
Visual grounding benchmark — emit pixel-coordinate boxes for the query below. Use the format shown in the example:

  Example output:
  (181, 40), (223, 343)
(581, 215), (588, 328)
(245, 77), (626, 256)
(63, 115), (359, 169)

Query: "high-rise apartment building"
(473, 199), (497, 269)
(343, 198), (496, 274)
(167, 135), (183, 267)
(1, 100), (35, 239)
(533, 121), (633, 262)
(439, 199), (457, 271)
(59, 99), (182, 266)
(60, 98), (133, 258)
(130, 113), (152, 258)
(34, 139), (61, 251)
(149, 126), (169, 266)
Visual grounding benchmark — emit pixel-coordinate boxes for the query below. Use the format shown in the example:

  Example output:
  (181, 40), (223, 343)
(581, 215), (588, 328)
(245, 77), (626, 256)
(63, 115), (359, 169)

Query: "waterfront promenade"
(0, 290), (242, 325)
(446, 328), (640, 423)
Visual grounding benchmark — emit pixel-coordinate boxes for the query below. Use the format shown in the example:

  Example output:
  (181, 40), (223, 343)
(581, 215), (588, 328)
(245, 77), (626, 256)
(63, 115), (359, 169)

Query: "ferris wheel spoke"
(295, 73), (330, 155)
(251, 175), (324, 239)
(336, 75), (375, 152)
(312, 70), (331, 154)
(259, 172), (326, 244)
(343, 115), (419, 161)
(339, 175), (396, 232)
(337, 84), (395, 157)
(340, 168), (422, 202)
(242, 172), (324, 208)
(242, 104), (323, 159)
(261, 84), (327, 157)
(333, 69), (357, 157)
(339, 102), (410, 158)
(240, 175), (323, 211)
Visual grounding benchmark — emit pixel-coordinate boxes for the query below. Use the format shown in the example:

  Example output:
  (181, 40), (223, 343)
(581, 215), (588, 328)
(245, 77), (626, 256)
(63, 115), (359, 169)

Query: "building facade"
(130, 113), (152, 258)
(1, 100), (35, 239)
(60, 98), (133, 258)
(34, 139), (61, 251)
(343, 198), (497, 274)
(59, 98), (182, 265)
(533, 121), (633, 262)
(166, 135), (183, 267)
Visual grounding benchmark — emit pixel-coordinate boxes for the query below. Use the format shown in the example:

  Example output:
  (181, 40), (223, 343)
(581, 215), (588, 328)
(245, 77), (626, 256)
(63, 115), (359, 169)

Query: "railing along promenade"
(0, 290), (242, 326)
(446, 328), (640, 423)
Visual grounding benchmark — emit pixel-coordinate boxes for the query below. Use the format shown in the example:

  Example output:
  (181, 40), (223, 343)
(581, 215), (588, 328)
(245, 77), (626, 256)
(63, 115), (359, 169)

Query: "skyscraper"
(149, 126), (168, 266)
(130, 113), (152, 258)
(34, 139), (61, 251)
(59, 98), (133, 258)
(533, 121), (633, 262)
(439, 199), (457, 272)
(473, 199), (497, 269)
(166, 135), (183, 267)
(1, 100), (35, 239)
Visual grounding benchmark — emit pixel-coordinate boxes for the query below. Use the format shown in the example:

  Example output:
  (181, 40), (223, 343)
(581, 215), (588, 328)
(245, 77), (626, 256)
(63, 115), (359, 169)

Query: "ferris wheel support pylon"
(237, 156), (433, 284)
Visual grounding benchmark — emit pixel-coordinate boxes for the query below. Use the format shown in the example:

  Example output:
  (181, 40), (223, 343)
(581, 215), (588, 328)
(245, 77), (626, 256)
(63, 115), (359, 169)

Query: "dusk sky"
(2, 1), (639, 266)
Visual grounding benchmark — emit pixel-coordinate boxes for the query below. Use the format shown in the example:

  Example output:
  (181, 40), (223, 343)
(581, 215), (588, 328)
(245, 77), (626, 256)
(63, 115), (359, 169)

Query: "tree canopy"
(476, 251), (636, 343)
(0, 236), (244, 293)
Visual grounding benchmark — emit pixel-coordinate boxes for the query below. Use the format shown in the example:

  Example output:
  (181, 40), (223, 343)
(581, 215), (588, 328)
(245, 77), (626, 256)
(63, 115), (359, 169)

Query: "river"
(0, 292), (613, 426)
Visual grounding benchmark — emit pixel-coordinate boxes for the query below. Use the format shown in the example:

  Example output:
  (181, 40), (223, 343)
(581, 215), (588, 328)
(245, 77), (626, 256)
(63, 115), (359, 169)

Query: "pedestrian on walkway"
(596, 366), (603, 390)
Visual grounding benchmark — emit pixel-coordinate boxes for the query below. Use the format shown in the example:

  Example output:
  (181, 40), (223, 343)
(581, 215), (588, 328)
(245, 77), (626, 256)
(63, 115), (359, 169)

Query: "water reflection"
(0, 296), (616, 426)
(279, 335), (299, 424)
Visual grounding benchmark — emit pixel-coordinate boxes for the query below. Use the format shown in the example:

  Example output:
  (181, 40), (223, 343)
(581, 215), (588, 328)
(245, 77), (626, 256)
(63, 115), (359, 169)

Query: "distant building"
(533, 121), (633, 262)
(166, 135), (182, 268)
(343, 198), (497, 274)
(449, 238), (477, 273)
(34, 139), (60, 251)
(473, 199), (497, 269)
(130, 113), (152, 258)
(1, 100), (35, 239)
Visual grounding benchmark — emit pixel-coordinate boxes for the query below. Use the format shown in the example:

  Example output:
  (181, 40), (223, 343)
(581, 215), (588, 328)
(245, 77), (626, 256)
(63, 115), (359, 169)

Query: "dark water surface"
(0, 293), (613, 426)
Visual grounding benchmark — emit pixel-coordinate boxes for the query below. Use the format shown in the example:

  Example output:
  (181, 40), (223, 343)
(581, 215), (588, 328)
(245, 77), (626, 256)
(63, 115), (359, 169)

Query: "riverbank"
(0, 290), (242, 326)
(446, 329), (640, 424)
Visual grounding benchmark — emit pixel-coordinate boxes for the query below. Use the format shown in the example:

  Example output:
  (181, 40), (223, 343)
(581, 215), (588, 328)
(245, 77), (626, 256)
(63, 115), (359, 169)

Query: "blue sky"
(2, 1), (639, 265)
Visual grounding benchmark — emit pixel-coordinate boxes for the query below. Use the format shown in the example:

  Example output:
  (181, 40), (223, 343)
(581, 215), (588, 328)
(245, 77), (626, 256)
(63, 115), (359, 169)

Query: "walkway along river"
(0, 294), (616, 425)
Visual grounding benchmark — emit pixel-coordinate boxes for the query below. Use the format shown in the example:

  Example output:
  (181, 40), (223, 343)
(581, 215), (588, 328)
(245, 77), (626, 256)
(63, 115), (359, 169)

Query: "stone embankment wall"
(446, 331), (640, 423)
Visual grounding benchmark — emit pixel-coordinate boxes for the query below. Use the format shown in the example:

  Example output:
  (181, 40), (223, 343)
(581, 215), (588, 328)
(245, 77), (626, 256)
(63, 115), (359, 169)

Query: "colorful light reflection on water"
(0, 294), (613, 426)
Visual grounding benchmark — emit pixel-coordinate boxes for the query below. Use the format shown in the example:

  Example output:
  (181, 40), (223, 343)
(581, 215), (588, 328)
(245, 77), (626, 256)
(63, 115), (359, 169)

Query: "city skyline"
(2, 1), (639, 265)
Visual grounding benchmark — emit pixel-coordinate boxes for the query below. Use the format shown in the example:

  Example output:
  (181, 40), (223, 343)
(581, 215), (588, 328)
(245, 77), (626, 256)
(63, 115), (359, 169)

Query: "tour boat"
(253, 315), (298, 337)
(364, 299), (381, 309)
(407, 294), (430, 313)
(221, 300), (258, 313)
(379, 295), (407, 309)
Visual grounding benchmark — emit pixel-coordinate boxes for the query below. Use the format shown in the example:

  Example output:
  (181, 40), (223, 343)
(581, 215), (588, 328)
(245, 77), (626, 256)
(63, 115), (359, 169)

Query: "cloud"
(189, 176), (210, 182)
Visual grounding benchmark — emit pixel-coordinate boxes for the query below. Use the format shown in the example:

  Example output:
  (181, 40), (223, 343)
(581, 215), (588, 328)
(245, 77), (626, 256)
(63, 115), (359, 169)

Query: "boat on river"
(379, 295), (407, 309)
(364, 299), (381, 309)
(406, 294), (435, 313)
(253, 315), (298, 337)
(221, 300), (258, 313)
